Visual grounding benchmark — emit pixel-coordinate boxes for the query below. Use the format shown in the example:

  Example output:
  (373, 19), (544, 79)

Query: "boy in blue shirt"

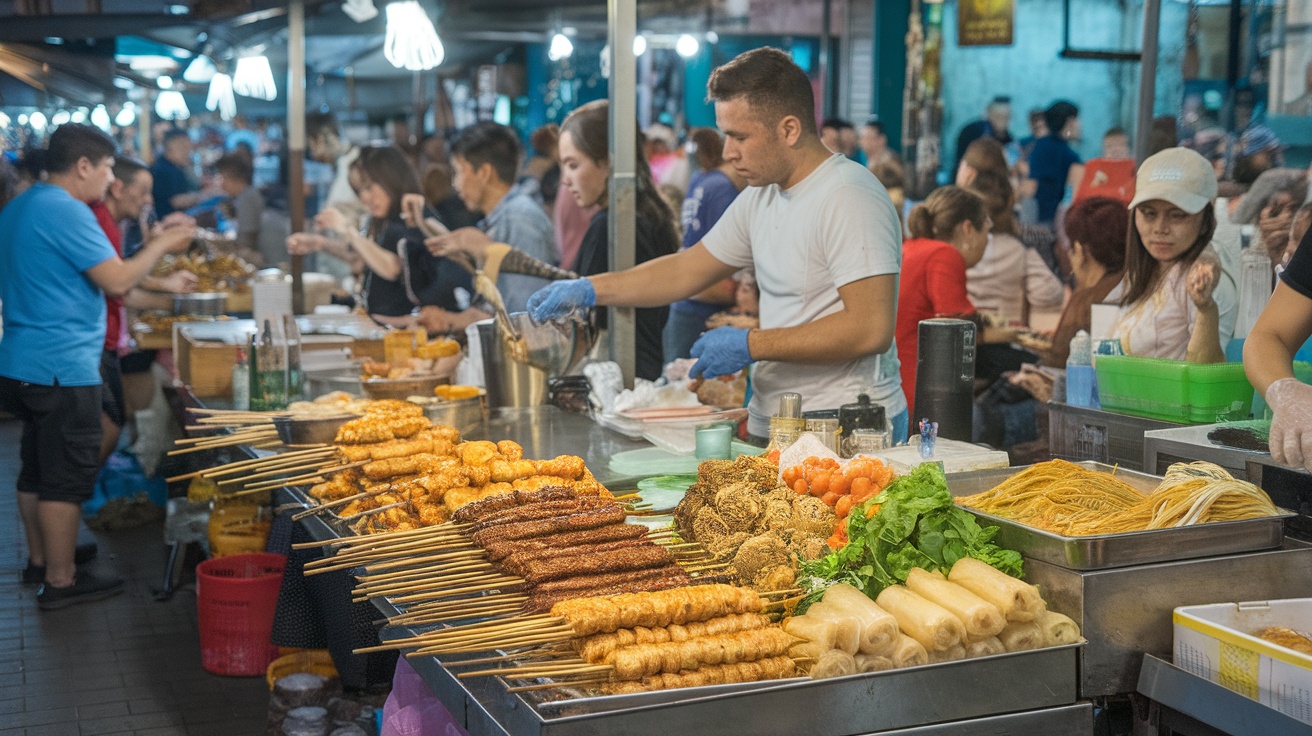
(0, 124), (192, 610)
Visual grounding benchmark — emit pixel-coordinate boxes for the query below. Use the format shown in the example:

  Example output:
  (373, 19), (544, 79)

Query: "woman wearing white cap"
(1106, 148), (1237, 363)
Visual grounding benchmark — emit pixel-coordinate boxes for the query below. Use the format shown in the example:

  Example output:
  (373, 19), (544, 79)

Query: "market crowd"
(3, 47), (1312, 612)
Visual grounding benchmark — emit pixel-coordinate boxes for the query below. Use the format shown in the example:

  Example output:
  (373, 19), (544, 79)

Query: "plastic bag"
(381, 658), (467, 736)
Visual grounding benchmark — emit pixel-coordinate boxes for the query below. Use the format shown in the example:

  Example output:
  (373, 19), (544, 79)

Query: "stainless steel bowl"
(272, 414), (355, 446)
(361, 375), (450, 401)
(411, 391), (488, 434)
(173, 292), (228, 316)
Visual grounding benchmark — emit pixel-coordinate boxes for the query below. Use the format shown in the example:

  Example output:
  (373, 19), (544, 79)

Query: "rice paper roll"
(948, 557), (1044, 622)
(874, 585), (965, 652)
(1037, 609), (1081, 646)
(927, 644), (966, 664)
(965, 637), (1006, 658)
(999, 620), (1043, 652)
(820, 583), (899, 656)
(783, 614), (837, 650)
(854, 653), (895, 673)
(905, 568), (1006, 640)
(803, 601), (861, 655)
(809, 649), (856, 679)
(890, 634), (929, 668)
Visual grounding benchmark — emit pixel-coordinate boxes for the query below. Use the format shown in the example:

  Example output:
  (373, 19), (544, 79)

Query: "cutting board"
(608, 442), (764, 478)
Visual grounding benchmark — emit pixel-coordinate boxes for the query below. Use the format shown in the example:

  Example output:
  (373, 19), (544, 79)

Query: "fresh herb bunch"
(796, 462), (1022, 610)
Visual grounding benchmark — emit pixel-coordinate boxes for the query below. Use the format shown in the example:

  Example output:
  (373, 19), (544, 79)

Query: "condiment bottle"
(231, 347), (250, 410)
(1065, 330), (1098, 408)
(766, 392), (806, 455)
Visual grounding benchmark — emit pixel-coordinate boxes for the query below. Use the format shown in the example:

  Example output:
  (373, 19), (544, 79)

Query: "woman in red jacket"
(897, 186), (991, 412)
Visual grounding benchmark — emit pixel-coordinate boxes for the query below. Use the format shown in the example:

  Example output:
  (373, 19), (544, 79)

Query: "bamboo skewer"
(385, 578), (523, 604)
(235, 460), (367, 492)
(458, 663), (607, 679)
(203, 447), (339, 478)
(357, 573), (520, 603)
(388, 604), (527, 626)
(399, 593), (527, 615)
(310, 547), (484, 575)
(167, 432), (281, 456)
(443, 648), (574, 668)
(220, 456), (348, 487)
(504, 678), (608, 693)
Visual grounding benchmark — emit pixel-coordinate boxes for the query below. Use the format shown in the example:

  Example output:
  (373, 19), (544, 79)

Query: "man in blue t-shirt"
(663, 128), (746, 362)
(1026, 101), (1085, 226)
(150, 128), (202, 218)
(0, 124), (193, 611)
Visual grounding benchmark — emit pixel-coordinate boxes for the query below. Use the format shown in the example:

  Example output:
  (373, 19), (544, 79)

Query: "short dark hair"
(1043, 101), (1079, 137)
(215, 152), (254, 185)
(46, 124), (116, 175)
(112, 157), (149, 186)
(1104, 127), (1128, 139)
(1064, 196), (1128, 273)
(305, 112), (339, 142)
(821, 118), (853, 132)
(864, 118), (886, 136)
(162, 128), (190, 146)
(707, 47), (817, 135)
(449, 121), (522, 185)
(689, 127), (725, 171)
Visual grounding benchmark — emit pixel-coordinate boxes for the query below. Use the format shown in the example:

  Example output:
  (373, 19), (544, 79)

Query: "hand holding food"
(156, 269), (200, 294)
(286, 232), (326, 256)
(426, 226), (494, 260)
(151, 225), (197, 255)
(1266, 377), (1312, 473)
(315, 207), (349, 235)
(688, 326), (753, 380)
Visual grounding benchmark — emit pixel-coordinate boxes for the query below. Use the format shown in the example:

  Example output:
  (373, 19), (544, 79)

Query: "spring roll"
(965, 637), (1006, 658)
(927, 644), (966, 664)
(1037, 609), (1081, 646)
(905, 568), (1006, 640)
(999, 620), (1043, 652)
(890, 634), (929, 668)
(784, 615), (836, 666)
(948, 557), (1044, 622)
(874, 585), (965, 652)
(803, 601), (861, 655)
(854, 653), (895, 673)
(809, 649), (856, 679)
(821, 583), (900, 656)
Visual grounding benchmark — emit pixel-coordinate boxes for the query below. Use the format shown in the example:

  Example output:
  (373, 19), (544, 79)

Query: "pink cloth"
(381, 658), (468, 736)
(553, 181), (596, 272)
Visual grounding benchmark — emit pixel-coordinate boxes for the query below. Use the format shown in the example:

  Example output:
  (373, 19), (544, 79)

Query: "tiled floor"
(0, 419), (269, 735)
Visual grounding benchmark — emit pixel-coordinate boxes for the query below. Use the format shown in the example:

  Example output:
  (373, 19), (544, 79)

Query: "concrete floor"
(0, 419), (270, 735)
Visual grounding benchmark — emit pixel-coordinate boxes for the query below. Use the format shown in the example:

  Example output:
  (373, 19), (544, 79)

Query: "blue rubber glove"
(689, 327), (753, 379)
(526, 279), (596, 323)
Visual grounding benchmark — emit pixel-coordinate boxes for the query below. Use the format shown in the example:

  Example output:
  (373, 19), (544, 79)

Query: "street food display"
(158, 252), (254, 294)
(781, 455), (896, 548)
(673, 456), (833, 591)
(956, 459), (1282, 536)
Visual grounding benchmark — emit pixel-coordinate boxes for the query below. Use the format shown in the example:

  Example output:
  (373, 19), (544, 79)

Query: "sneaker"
(20, 542), (100, 585)
(37, 572), (124, 610)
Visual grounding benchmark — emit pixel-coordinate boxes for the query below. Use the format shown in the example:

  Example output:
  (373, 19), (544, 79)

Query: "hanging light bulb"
(91, 105), (111, 130)
(114, 106), (136, 127)
(384, 1), (445, 71)
(183, 55), (217, 84)
(52, 110), (71, 126)
(634, 35), (647, 56)
(676, 34), (700, 58)
(207, 72), (237, 121)
(18, 114), (28, 126)
(0, 112), (9, 129)
(29, 111), (47, 129)
(232, 55), (276, 100)
(157, 75), (174, 90)
(548, 32), (574, 61)
(155, 90), (190, 120)
(71, 109), (88, 124)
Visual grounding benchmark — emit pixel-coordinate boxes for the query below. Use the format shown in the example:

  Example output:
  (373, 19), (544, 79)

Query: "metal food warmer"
(946, 461), (1312, 698)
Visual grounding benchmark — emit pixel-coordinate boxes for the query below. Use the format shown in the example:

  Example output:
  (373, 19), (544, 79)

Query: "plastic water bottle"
(231, 348), (250, 410)
(1066, 330), (1098, 408)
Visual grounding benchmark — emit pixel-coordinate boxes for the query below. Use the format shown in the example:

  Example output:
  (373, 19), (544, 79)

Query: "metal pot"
(272, 415), (355, 446)
(173, 292), (228, 316)
(411, 392), (488, 434)
(303, 369), (362, 400)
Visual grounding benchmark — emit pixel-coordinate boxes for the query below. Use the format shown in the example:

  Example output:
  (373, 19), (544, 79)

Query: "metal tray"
(946, 461), (1294, 570)
(450, 644), (1080, 736)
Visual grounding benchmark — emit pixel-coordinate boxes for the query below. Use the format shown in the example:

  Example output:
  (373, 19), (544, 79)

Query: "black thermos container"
(913, 318), (976, 442)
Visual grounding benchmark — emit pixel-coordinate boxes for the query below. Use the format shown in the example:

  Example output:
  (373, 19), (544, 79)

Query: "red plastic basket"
(196, 552), (286, 676)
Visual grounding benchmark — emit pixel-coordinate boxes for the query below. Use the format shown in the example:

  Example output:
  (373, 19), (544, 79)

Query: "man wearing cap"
(1107, 148), (1237, 363)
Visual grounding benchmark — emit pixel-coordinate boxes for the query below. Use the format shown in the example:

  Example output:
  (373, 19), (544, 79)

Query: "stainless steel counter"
(472, 407), (652, 487)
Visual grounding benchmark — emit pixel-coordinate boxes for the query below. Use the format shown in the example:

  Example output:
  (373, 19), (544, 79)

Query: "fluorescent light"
(548, 32), (574, 61)
(52, 110), (71, 125)
(18, 114), (28, 126)
(127, 55), (176, 74)
(155, 90), (190, 120)
(634, 35), (647, 56)
(29, 112), (47, 129)
(384, 1), (445, 71)
(207, 73), (237, 121)
(0, 112), (8, 129)
(676, 34), (700, 58)
(113, 77), (135, 90)
(342, 0), (378, 23)
(71, 109), (87, 124)
(234, 56), (277, 101)
(91, 105), (111, 130)
(115, 106), (136, 127)
(706, 31), (719, 44)
(157, 75), (174, 90)
(183, 55), (217, 84)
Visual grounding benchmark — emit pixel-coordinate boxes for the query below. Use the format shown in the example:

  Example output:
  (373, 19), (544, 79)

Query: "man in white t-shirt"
(528, 48), (907, 440)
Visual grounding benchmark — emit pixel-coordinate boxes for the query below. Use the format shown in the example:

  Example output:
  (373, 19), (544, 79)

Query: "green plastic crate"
(1094, 356), (1254, 424)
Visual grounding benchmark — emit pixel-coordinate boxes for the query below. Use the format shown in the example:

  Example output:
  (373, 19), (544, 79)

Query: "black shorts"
(100, 350), (126, 427)
(0, 377), (103, 504)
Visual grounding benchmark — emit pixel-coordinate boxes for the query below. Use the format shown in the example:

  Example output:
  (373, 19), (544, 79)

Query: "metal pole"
(819, 0), (832, 117)
(608, 0), (638, 386)
(288, 0), (307, 312)
(1223, 0), (1242, 131)
(1134, 0), (1162, 165)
